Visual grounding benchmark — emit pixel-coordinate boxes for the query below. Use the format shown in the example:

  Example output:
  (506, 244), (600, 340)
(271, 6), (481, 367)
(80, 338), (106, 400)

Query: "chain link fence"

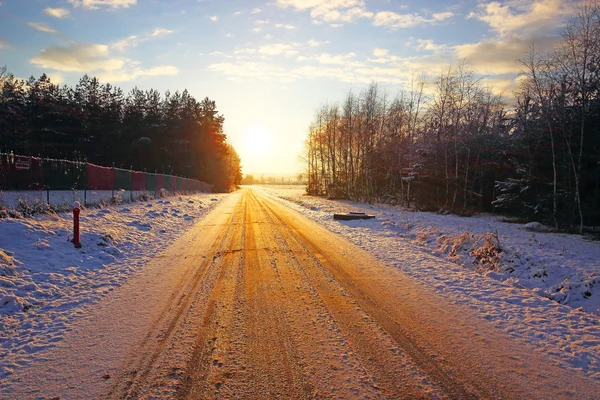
(0, 153), (212, 211)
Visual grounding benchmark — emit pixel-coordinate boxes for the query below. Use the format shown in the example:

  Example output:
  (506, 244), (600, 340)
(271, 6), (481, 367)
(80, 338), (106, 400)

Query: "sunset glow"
(242, 126), (273, 156)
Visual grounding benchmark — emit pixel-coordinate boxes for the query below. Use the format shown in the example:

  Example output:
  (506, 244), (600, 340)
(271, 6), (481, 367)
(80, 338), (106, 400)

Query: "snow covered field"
(0, 193), (227, 380)
(257, 185), (600, 379)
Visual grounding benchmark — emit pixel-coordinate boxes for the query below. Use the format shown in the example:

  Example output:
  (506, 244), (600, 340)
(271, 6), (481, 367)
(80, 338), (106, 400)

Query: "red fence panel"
(132, 171), (145, 191)
(170, 176), (177, 191)
(86, 163), (115, 190)
(6, 156), (44, 190)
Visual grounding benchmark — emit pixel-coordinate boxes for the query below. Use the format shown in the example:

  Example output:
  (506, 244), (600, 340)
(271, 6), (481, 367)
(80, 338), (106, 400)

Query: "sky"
(0, 0), (578, 176)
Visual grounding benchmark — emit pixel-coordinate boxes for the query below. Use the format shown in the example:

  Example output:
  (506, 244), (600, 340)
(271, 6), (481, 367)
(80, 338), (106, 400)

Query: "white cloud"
(67, 0), (136, 10)
(152, 28), (174, 37)
(307, 39), (329, 47)
(233, 11), (242, 16)
(372, 11), (454, 29)
(413, 39), (448, 52)
(30, 44), (123, 72)
(255, 19), (269, 25)
(251, 8), (261, 14)
(43, 7), (71, 18)
(316, 52), (360, 65)
(96, 65), (178, 82)
(111, 28), (173, 52)
(47, 72), (65, 84)
(258, 43), (298, 56)
(207, 61), (295, 83)
(29, 43), (178, 82)
(275, 0), (372, 24)
(112, 35), (137, 51)
(210, 15), (218, 22)
(455, 34), (558, 75)
(225, 32), (234, 37)
(276, 0), (455, 29)
(265, 33), (273, 39)
(27, 22), (58, 34)
(468, 0), (573, 36)
(373, 48), (388, 57)
(275, 23), (297, 29)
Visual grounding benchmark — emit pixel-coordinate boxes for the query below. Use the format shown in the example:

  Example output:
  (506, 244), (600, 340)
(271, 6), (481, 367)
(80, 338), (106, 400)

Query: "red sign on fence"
(15, 157), (31, 171)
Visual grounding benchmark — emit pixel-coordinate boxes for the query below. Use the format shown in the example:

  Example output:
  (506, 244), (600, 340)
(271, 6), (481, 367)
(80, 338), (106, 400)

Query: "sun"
(243, 126), (273, 155)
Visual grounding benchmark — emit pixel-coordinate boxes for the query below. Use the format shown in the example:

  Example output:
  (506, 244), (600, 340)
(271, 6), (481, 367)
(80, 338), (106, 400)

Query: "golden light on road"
(242, 126), (273, 156)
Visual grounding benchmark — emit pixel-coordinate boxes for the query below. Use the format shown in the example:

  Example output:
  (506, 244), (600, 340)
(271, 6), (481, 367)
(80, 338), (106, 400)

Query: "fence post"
(72, 201), (81, 248)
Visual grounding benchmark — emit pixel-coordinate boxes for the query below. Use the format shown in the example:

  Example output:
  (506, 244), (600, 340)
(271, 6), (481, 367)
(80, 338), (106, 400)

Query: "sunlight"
(242, 126), (273, 156)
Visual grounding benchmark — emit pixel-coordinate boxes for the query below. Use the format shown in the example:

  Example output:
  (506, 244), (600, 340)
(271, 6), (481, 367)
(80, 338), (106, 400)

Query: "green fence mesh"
(114, 168), (133, 190)
(145, 173), (157, 191)
(42, 159), (87, 190)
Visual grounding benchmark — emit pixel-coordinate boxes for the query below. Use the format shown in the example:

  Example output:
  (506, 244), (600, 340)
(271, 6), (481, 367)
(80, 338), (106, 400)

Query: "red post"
(73, 201), (81, 248)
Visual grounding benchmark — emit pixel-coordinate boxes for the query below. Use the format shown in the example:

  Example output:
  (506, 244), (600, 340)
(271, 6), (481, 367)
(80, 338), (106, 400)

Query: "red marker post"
(73, 201), (81, 248)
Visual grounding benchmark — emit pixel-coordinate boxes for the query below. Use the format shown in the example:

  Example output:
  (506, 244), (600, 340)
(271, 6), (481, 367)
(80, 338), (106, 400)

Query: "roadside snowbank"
(0, 193), (227, 379)
(257, 185), (600, 379)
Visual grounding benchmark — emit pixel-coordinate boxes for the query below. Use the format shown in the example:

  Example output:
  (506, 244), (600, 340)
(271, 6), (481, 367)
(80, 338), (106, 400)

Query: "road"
(8, 188), (600, 399)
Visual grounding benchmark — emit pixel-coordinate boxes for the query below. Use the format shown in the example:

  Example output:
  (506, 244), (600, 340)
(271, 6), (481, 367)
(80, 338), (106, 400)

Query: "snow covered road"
(3, 188), (598, 399)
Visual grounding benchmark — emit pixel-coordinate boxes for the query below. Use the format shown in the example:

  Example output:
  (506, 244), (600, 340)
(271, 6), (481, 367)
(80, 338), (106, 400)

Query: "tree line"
(0, 69), (241, 192)
(305, 1), (600, 232)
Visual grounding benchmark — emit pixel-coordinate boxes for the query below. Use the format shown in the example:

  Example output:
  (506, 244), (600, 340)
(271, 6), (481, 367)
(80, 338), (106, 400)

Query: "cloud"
(96, 65), (178, 82)
(112, 35), (137, 51)
(210, 15), (218, 22)
(47, 72), (65, 85)
(151, 28), (174, 36)
(251, 8), (261, 14)
(315, 52), (360, 66)
(275, 0), (451, 28)
(31, 44), (123, 72)
(307, 39), (329, 47)
(275, 0), (372, 23)
(468, 0), (573, 36)
(29, 43), (178, 82)
(226, 32), (234, 37)
(275, 23), (297, 29)
(455, 34), (558, 74)
(43, 7), (71, 18)
(258, 43), (298, 56)
(27, 22), (59, 34)
(255, 20), (269, 25)
(372, 11), (454, 29)
(111, 28), (173, 52)
(207, 59), (404, 85)
(207, 61), (295, 83)
(67, 0), (137, 10)
(233, 11), (242, 16)
(373, 48), (388, 57)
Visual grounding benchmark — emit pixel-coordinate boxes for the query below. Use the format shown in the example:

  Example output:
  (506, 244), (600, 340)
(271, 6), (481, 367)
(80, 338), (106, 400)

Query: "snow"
(256, 185), (600, 379)
(0, 193), (227, 380)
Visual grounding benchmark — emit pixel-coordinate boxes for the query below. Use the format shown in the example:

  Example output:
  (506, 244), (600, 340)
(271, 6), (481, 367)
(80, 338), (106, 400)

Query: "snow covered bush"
(16, 199), (53, 217)
(470, 233), (503, 271)
(434, 231), (503, 272)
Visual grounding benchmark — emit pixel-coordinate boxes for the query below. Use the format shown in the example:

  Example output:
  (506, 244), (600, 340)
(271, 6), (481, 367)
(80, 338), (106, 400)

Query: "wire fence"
(0, 153), (212, 211)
